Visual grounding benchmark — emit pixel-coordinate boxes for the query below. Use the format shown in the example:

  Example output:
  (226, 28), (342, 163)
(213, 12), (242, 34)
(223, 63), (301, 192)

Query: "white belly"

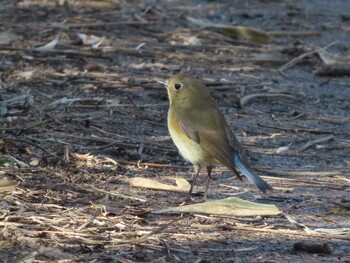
(169, 125), (217, 168)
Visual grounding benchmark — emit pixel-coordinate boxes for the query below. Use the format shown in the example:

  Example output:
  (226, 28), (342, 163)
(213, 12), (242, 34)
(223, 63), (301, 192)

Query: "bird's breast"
(167, 109), (216, 166)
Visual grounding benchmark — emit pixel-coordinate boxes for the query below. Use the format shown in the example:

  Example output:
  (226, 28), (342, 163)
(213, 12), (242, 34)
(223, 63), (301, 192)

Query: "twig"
(0, 21), (152, 29)
(3, 137), (58, 158)
(127, 95), (146, 118)
(296, 135), (334, 152)
(279, 41), (338, 75)
(284, 213), (313, 233)
(0, 94), (28, 105)
(257, 123), (336, 134)
(76, 214), (98, 231)
(255, 168), (341, 177)
(240, 93), (301, 107)
(0, 46), (103, 58)
(305, 115), (349, 124)
(228, 225), (350, 241)
(116, 215), (189, 245)
(17, 110), (64, 135)
(82, 184), (148, 203)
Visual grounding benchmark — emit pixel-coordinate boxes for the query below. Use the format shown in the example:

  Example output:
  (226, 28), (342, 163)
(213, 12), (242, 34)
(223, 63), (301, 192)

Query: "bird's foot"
(185, 195), (196, 204)
(184, 195), (208, 204)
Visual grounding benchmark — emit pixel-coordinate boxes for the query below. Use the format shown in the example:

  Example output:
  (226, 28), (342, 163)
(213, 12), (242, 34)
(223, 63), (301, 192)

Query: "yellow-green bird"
(163, 74), (272, 200)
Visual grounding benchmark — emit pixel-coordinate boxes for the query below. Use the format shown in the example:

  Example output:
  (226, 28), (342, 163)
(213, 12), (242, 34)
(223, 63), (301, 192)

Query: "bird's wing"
(225, 125), (250, 164)
(175, 108), (243, 179)
(175, 109), (272, 192)
(175, 107), (273, 193)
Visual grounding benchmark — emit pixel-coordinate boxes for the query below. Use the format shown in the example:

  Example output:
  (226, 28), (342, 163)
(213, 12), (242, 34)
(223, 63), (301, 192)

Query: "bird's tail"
(233, 153), (273, 193)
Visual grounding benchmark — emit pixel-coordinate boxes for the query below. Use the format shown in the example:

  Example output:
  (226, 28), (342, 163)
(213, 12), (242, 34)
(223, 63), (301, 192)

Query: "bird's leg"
(203, 166), (212, 201)
(186, 164), (200, 202)
(188, 169), (197, 183)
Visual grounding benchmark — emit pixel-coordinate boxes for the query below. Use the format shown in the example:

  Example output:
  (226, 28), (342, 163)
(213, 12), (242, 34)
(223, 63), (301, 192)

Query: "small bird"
(163, 74), (272, 200)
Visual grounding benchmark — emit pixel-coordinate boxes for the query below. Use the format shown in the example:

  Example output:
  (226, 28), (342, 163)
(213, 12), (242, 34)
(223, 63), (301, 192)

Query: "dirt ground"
(1, 0), (350, 262)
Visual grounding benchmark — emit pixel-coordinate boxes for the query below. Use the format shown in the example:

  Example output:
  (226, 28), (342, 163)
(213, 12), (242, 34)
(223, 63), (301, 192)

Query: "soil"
(0, 0), (349, 262)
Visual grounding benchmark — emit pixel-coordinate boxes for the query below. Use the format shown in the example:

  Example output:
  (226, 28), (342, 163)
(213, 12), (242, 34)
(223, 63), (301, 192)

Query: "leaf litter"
(0, 0), (350, 262)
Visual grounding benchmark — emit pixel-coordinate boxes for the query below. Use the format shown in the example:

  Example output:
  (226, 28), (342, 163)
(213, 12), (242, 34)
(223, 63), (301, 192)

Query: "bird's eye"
(173, 83), (182, 91)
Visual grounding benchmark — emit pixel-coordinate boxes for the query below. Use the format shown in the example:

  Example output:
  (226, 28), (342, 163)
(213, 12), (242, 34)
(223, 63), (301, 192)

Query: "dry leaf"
(186, 16), (271, 44)
(130, 177), (198, 193)
(35, 34), (60, 51)
(70, 152), (94, 160)
(317, 49), (338, 65)
(77, 33), (106, 48)
(175, 178), (191, 190)
(275, 143), (292, 154)
(218, 26), (271, 44)
(152, 197), (281, 216)
(0, 178), (17, 198)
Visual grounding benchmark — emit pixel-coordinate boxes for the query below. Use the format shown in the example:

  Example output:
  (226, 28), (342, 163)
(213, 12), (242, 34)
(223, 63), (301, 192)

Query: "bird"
(162, 74), (272, 200)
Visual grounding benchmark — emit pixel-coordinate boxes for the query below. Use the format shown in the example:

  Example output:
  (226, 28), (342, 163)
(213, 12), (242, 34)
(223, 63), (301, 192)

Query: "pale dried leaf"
(275, 143), (292, 154)
(70, 152), (94, 160)
(0, 178), (17, 197)
(317, 49), (338, 65)
(77, 33), (105, 48)
(175, 178), (191, 190)
(130, 177), (197, 193)
(185, 36), (202, 46)
(35, 34), (60, 51)
(153, 197), (281, 216)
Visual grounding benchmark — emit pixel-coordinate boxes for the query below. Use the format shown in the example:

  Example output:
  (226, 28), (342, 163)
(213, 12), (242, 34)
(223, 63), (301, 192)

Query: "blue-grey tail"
(233, 153), (273, 193)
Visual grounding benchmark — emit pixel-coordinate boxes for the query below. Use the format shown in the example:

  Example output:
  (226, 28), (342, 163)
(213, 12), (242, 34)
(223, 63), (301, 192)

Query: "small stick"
(279, 41), (338, 75)
(296, 135), (334, 152)
(228, 225), (349, 241)
(82, 184), (147, 203)
(240, 93), (300, 107)
(17, 110), (64, 135)
(127, 95), (146, 118)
